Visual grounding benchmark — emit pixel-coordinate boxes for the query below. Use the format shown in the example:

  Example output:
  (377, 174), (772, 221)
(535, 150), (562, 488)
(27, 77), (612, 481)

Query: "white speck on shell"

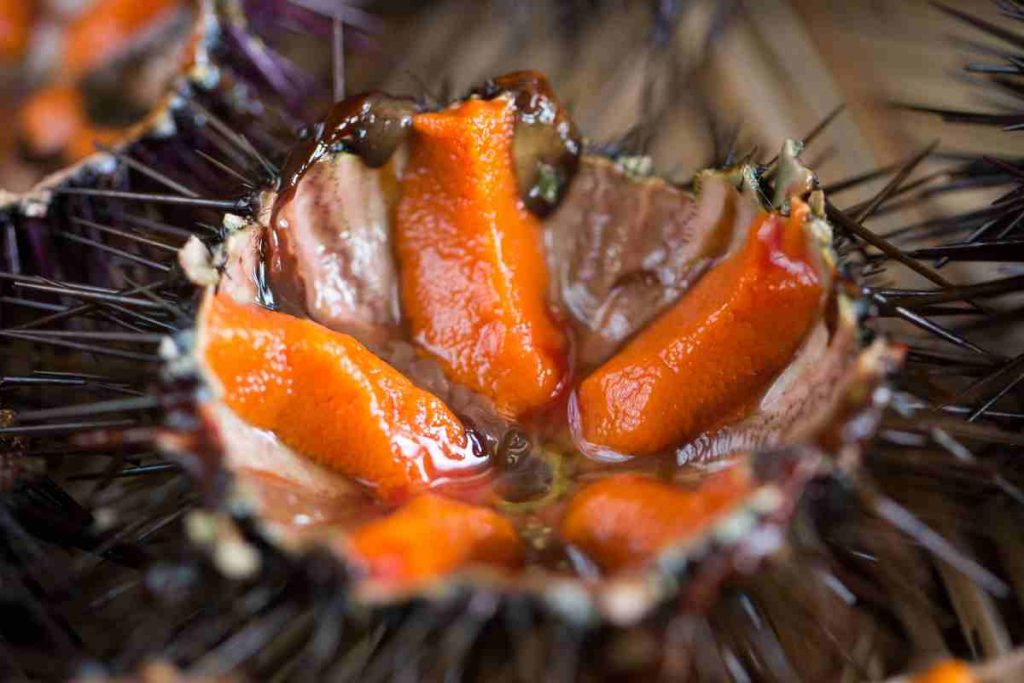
(544, 581), (596, 625)
(178, 235), (219, 286)
(186, 510), (261, 580)
(185, 510), (217, 544)
(214, 538), (260, 580)
(92, 507), (117, 532)
(599, 579), (659, 626)
(223, 213), (247, 231)
(712, 509), (757, 546)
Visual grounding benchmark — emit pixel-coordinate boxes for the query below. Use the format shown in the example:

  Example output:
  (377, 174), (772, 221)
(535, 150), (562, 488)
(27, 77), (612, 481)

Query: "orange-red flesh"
(17, 83), (122, 161)
(62, 0), (182, 78)
(912, 660), (975, 683)
(18, 84), (86, 157)
(573, 200), (823, 457)
(395, 96), (567, 419)
(561, 467), (755, 572)
(200, 293), (486, 503)
(0, 0), (32, 62)
(348, 493), (524, 584)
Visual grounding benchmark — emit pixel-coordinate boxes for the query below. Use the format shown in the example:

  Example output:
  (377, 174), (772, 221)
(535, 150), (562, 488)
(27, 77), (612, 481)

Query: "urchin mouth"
(169, 73), (901, 622)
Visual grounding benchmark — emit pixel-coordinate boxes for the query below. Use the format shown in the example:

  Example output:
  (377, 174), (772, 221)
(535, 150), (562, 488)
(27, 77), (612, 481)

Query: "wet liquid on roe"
(204, 74), (831, 586)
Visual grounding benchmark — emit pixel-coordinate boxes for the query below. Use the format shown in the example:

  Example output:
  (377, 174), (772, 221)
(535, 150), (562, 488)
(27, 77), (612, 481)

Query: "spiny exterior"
(0, 1), (1023, 681)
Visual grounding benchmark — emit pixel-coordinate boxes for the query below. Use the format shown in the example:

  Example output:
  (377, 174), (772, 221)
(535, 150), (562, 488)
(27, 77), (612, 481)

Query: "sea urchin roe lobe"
(573, 200), (823, 457)
(561, 468), (755, 572)
(199, 293), (485, 503)
(912, 660), (975, 683)
(0, 0), (32, 62)
(348, 493), (524, 584)
(62, 0), (181, 78)
(395, 96), (567, 418)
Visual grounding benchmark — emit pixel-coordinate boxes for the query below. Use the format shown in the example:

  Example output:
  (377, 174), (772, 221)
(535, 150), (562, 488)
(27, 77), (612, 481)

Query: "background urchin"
(2, 1), (1024, 680)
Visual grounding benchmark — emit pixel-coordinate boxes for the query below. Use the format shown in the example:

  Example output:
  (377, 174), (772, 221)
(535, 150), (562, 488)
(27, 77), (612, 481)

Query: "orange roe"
(17, 83), (123, 161)
(62, 0), (182, 78)
(0, 0), (33, 62)
(200, 293), (487, 503)
(573, 200), (823, 457)
(348, 493), (524, 584)
(912, 660), (975, 683)
(19, 84), (86, 157)
(395, 96), (567, 419)
(561, 467), (755, 572)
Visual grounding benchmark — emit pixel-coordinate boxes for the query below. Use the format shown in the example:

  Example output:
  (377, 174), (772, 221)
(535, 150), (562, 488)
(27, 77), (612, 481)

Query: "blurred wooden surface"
(344, 0), (1010, 172)
(338, 0), (1019, 289)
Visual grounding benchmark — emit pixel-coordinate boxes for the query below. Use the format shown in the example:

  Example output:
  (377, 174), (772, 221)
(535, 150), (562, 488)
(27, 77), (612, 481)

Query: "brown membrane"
(266, 150), (405, 342)
(544, 158), (755, 370)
